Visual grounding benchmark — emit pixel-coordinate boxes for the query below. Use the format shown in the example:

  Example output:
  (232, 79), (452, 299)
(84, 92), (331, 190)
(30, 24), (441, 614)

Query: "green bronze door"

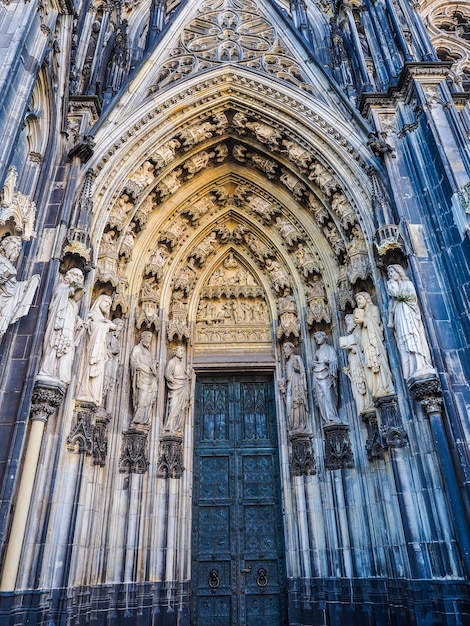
(191, 375), (287, 626)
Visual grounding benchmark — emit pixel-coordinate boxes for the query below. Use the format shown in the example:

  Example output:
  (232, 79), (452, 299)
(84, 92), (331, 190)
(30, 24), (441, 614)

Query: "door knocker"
(256, 567), (268, 587)
(208, 569), (220, 590)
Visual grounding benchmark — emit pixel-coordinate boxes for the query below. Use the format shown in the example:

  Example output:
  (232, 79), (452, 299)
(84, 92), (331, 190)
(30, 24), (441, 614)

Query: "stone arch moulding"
(85, 65), (380, 245)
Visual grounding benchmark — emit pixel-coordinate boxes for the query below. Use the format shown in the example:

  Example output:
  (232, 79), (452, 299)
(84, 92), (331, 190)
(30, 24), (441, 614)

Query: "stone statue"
(312, 331), (341, 424)
(101, 318), (125, 413)
(76, 295), (116, 406)
(38, 268), (85, 385)
(163, 345), (190, 437)
(279, 342), (310, 434)
(0, 236), (40, 338)
(386, 264), (434, 380)
(130, 330), (158, 427)
(353, 292), (394, 400)
(339, 314), (373, 415)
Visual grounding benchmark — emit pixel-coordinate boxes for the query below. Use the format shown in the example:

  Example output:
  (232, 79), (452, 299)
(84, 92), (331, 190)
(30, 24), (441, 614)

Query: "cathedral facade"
(0, 0), (470, 624)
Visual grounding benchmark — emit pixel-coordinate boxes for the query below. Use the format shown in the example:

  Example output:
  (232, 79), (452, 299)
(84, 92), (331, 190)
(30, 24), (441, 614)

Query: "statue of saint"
(387, 264), (435, 380)
(312, 331), (341, 424)
(339, 314), (373, 415)
(38, 268), (85, 385)
(353, 292), (394, 399)
(279, 342), (310, 434)
(163, 345), (190, 437)
(130, 330), (158, 427)
(101, 318), (125, 414)
(0, 236), (40, 338)
(76, 295), (116, 406)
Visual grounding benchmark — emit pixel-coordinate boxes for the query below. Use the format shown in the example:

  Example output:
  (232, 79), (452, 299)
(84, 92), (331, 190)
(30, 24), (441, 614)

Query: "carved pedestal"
(31, 378), (66, 422)
(289, 433), (316, 476)
(408, 373), (442, 414)
(67, 401), (96, 455)
(92, 415), (109, 467)
(323, 424), (354, 470)
(375, 395), (408, 450)
(361, 410), (383, 461)
(119, 429), (149, 474)
(157, 436), (184, 479)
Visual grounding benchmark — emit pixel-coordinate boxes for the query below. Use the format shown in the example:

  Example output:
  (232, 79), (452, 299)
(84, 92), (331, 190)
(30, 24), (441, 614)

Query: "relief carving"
(196, 256), (270, 345)
(126, 161), (155, 198)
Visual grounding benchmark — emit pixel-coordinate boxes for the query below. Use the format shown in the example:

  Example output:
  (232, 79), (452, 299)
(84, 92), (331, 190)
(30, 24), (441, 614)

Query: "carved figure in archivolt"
(277, 288), (300, 340)
(0, 236), (40, 339)
(160, 217), (187, 248)
(354, 292), (394, 400)
(152, 139), (180, 170)
(145, 245), (170, 281)
(331, 192), (356, 230)
(164, 345), (190, 437)
(275, 217), (301, 247)
(295, 243), (319, 277)
(386, 264), (435, 380)
(77, 295), (116, 406)
(312, 331), (341, 424)
(38, 268), (85, 385)
(130, 331), (158, 427)
(340, 314), (373, 415)
(108, 194), (133, 232)
(174, 258), (197, 293)
(190, 232), (218, 265)
(280, 342), (310, 434)
(265, 258), (290, 292)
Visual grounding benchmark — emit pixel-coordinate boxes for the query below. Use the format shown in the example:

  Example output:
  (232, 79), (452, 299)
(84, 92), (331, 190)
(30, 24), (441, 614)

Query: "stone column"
(0, 379), (65, 590)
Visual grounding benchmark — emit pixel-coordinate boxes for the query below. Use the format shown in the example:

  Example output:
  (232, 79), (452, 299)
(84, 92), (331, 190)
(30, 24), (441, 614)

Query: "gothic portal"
(1, 0), (470, 624)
